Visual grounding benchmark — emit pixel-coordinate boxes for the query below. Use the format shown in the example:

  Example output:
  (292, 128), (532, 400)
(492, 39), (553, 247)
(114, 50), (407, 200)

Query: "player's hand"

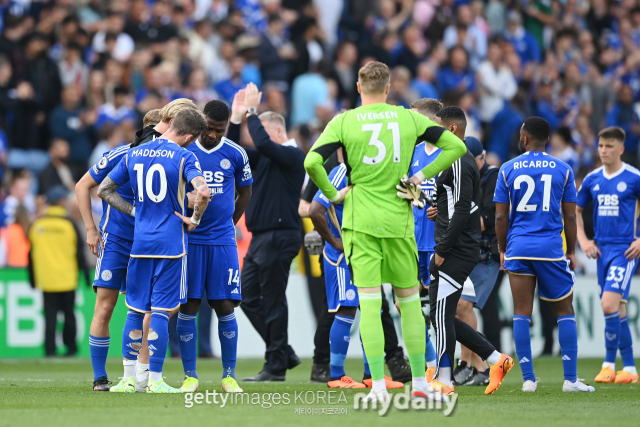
(397, 175), (430, 209)
(332, 237), (344, 252)
(500, 252), (506, 272)
(426, 206), (438, 221)
(435, 253), (444, 267)
(230, 89), (246, 123)
(333, 185), (353, 204)
(625, 239), (640, 260)
(86, 226), (103, 257)
(581, 239), (601, 259)
(566, 253), (576, 271)
(174, 211), (198, 233)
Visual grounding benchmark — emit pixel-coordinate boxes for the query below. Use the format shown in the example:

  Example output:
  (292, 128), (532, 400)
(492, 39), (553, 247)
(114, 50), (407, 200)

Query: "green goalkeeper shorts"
(343, 229), (420, 289)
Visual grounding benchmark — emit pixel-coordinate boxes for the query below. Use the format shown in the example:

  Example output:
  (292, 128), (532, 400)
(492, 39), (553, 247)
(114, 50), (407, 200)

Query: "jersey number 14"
(514, 174), (552, 212)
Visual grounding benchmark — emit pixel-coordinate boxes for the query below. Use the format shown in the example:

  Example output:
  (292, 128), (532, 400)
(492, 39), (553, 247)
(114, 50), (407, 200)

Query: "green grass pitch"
(0, 357), (638, 427)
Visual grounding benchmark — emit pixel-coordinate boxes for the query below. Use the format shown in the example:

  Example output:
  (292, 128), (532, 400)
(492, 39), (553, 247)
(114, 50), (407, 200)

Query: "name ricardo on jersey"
(512, 159), (557, 170)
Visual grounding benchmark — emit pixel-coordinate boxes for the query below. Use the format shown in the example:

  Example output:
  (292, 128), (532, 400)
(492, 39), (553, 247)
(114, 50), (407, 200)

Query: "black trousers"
(312, 287), (403, 365)
(241, 229), (302, 376)
(429, 255), (496, 374)
(43, 290), (77, 356)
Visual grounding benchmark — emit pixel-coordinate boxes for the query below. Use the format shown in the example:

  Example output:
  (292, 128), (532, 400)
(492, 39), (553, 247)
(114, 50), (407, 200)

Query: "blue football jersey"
(108, 138), (203, 258)
(186, 138), (253, 245)
(577, 163), (640, 245)
(409, 142), (441, 252)
(494, 151), (577, 260)
(313, 164), (347, 263)
(89, 145), (134, 240)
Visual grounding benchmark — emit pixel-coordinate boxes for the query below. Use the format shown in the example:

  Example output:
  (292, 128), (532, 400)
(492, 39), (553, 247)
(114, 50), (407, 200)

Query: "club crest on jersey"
(617, 182), (627, 192)
(97, 156), (108, 170)
(220, 159), (231, 170)
(101, 270), (113, 281)
(346, 289), (356, 301)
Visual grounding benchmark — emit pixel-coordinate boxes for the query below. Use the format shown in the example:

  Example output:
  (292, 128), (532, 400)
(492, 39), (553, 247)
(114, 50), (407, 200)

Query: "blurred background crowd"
(0, 0), (631, 267)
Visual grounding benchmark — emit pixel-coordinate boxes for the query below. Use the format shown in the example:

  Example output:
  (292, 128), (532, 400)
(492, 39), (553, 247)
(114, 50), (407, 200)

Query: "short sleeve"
(563, 168), (578, 203)
(89, 153), (117, 184)
(234, 148), (253, 187)
(576, 174), (592, 208)
(183, 151), (203, 183)
(493, 167), (510, 204)
(107, 154), (130, 186)
(312, 165), (346, 209)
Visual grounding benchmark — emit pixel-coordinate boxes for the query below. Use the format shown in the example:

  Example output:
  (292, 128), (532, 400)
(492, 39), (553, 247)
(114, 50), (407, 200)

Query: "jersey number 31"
(362, 122), (401, 164)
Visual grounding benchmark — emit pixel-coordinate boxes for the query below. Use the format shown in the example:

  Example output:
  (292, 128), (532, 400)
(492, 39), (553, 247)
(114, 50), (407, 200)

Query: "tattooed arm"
(97, 177), (134, 216)
(175, 175), (211, 233)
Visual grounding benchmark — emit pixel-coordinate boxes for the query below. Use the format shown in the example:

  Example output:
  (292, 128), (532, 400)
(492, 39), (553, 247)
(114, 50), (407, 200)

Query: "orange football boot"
(614, 370), (639, 384)
(362, 375), (405, 389)
(594, 367), (616, 383)
(485, 354), (514, 395)
(430, 380), (455, 396)
(327, 376), (366, 389)
(426, 367), (436, 384)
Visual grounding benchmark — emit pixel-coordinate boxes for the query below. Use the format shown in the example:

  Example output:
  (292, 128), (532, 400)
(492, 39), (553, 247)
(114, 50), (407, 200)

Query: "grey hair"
(259, 111), (286, 129)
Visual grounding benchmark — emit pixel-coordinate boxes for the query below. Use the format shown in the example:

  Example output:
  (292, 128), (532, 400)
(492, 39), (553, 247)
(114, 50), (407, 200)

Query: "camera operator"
(453, 136), (502, 386)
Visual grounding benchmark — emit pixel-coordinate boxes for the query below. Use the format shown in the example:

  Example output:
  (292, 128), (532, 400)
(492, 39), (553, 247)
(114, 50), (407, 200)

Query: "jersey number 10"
(514, 174), (552, 212)
(362, 122), (401, 164)
(134, 163), (167, 203)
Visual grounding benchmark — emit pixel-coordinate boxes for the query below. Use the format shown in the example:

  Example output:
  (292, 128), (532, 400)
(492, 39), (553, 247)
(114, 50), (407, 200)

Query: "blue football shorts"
(323, 253), (359, 312)
(93, 231), (131, 294)
(597, 243), (638, 302)
(418, 250), (435, 287)
(125, 255), (187, 313)
(187, 244), (241, 304)
(504, 257), (575, 301)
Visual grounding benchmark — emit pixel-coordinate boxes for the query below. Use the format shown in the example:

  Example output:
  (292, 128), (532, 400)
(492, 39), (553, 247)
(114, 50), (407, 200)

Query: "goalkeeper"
(304, 61), (466, 402)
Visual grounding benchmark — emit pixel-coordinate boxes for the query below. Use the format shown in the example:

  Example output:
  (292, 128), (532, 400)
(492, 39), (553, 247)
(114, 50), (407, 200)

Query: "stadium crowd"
(0, 0), (632, 356)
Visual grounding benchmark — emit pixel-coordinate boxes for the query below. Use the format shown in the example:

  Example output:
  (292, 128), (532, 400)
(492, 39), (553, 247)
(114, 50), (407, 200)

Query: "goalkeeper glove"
(396, 175), (433, 209)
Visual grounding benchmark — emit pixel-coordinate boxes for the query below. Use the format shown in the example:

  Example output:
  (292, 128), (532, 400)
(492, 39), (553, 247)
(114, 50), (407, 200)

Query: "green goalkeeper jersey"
(305, 103), (466, 239)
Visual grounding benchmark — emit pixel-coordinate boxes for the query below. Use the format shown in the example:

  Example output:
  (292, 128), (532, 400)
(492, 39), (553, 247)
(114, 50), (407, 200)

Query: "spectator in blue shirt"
(534, 76), (560, 131)
(290, 62), (328, 126)
(411, 61), (439, 100)
(503, 10), (540, 65)
(48, 86), (94, 168)
(94, 85), (135, 130)
(606, 84), (640, 165)
(436, 45), (476, 95)
(215, 56), (250, 106)
(488, 100), (525, 163)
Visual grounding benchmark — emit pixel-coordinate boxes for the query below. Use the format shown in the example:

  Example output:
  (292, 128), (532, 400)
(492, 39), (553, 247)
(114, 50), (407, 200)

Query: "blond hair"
(258, 111), (286, 128)
(358, 61), (390, 95)
(410, 98), (443, 120)
(143, 109), (162, 127)
(160, 98), (198, 123)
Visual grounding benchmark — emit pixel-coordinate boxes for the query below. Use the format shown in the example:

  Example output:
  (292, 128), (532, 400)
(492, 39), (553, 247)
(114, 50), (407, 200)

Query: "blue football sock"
(558, 315), (578, 382)
(425, 323), (437, 367)
(439, 352), (451, 368)
(149, 311), (170, 374)
(513, 315), (535, 381)
(218, 311), (239, 379)
(89, 335), (109, 381)
(604, 311), (621, 364)
(330, 315), (354, 379)
(121, 310), (144, 360)
(620, 316), (635, 368)
(177, 311), (198, 379)
(360, 334), (371, 376)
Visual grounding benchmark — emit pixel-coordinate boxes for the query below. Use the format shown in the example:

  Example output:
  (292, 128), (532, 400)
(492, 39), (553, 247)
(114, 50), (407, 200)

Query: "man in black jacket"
(454, 136), (503, 386)
(227, 83), (305, 381)
(428, 106), (512, 396)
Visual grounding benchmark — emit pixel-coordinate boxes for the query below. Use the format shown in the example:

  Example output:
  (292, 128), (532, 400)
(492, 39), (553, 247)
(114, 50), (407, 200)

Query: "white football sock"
(427, 361), (437, 368)
(623, 366), (637, 375)
(412, 376), (429, 392)
(372, 378), (387, 393)
(149, 371), (163, 382)
(136, 362), (149, 375)
(602, 362), (615, 370)
(123, 360), (136, 378)
(487, 351), (501, 365)
(437, 367), (452, 386)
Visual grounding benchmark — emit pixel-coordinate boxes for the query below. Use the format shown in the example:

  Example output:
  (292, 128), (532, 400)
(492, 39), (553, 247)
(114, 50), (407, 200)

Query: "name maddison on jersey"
(130, 148), (176, 158)
(356, 111), (399, 121)
(512, 159), (557, 169)
(203, 170), (225, 195)
(597, 194), (619, 216)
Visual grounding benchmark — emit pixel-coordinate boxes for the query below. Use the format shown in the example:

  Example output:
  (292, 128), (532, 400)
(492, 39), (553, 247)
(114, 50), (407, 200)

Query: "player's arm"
(495, 202), (509, 271)
(409, 111), (467, 185)
(176, 175), (211, 233)
(97, 176), (134, 216)
(75, 171), (102, 256)
(305, 115), (350, 203)
(563, 201), (577, 270)
(233, 184), (252, 225)
(576, 205), (600, 259)
(308, 200), (343, 252)
(435, 162), (473, 264)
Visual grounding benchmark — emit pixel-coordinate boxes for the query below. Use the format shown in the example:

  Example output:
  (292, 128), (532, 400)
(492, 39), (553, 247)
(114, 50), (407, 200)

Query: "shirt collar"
(282, 139), (298, 148)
